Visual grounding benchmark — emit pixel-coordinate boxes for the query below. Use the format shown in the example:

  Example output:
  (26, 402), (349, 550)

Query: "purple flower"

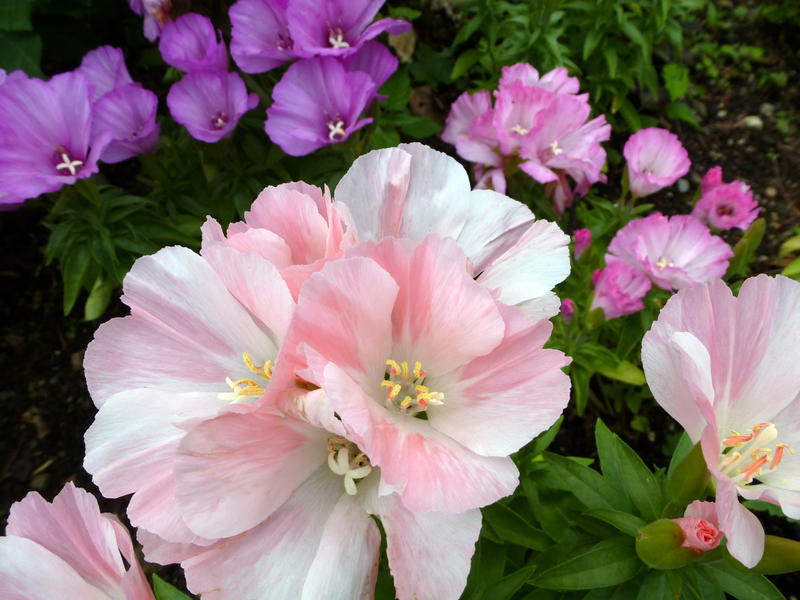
(92, 84), (160, 163)
(574, 227), (591, 259)
(624, 128), (690, 197)
(264, 42), (397, 156)
(229, 0), (310, 74)
(606, 213), (733, 291)
(590, 262), (652, 319)
(129, 0), (172, 41)
(159, 13), (228, 73)
(167, 71), (258, 143)
(75, 46), (133, 101)
(0, 72), (111, 200)
(287, 0), (410, 56)
(692, 167), (759, 231)
(560, 298), (575, 323)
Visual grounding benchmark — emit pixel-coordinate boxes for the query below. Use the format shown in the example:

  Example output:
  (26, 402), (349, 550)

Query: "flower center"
(549, 140), (564, 156)
(380, 359), (444, 416)
(276, 31), (293, 51)
(655, 256), (675, 270)
(510, 124), (529, 135)
(211, 111), (229, 130)
(218, 352), (272, 404)
(716, 204), (735, 217)
(719, 422), (795, 486)
(327, 437), (371, 495)
(54, 147), (83, 176)
(328, 25), (349, 49)
(327, 118), (346, 141)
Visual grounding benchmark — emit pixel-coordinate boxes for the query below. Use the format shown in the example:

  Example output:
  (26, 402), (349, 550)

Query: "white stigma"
(550, 140), (564, 155)
(327, 442), (371, 495)
(510, 124), (529, 135)
(327, 120), (346, 141)
(328, 31), (349, 49)
(55, 153), (83, 176)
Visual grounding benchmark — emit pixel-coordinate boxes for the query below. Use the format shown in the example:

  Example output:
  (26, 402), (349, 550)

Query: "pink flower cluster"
(442, 63), (611, 215)
(81, 144), (572, 599)
(692, 166), (760, 230)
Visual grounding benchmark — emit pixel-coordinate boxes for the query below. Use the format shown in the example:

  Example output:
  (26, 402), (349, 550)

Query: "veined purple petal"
(342, 40), (398, 96)
(0, 72), (110, 199)
(159, 13), (228, 73)
(229, 0), (309, 73)
(264, 56), (377, 156)
(75, 46), (133, 101)
(92, 84), (160, 163)
(167, 71), (258, 143)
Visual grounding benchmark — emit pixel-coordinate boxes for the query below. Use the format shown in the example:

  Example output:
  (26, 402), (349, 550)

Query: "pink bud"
(673, 517), (723, 552)
(700, 166), (723, 195)
(560, 298), (575, 323)
(574, 228), (591, 259)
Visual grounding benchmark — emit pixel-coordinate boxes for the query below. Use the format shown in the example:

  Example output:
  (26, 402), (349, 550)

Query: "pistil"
(327, 437), (371, 495)
(327, 119), (346, 141)
(55, 151), (83, 176)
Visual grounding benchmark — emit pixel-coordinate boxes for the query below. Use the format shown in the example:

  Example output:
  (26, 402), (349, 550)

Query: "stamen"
(655, 256), (675, 270)
(549, 140), (564, 155)
(739, 455), (769, 483)
(510, 124), (529, 135)
(55, 152), (83, 176)
(328, 25), (349, 49)
(381, 358), (444, 416)
(718, 422), (792, 486)
(723, 432), (754, 447)
(326, 437), (372, 495)
(217, 352), (272, 402)
(327, 119), (346, 141)
(771, 443), (795, 471)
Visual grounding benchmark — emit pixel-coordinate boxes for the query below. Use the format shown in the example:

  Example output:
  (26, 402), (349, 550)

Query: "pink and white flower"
(606, 213), (733, 290)
(590, 262), (651, 319)
(0, 483), (153, 600)
(692, 166), (759, 230)
(624, 128), (690, 197)
(642, 275), (800, 567)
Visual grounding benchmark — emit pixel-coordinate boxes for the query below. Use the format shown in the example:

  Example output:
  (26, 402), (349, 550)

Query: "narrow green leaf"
(536, 452), (618, 511)
(570, 364), (590, 416)
(582, 29), (602, 60)
(584, 509), (646, 537)
(393, 114), (442, 138)
(667, 441), (710, 509)
(778, 234), (800, 259)
(725, 218), (766, 278)
(531, 537), (643, 590)
(369, 124), (402, 150)
(61, 246), (91, 315)
(636, 571), (672, 600)
(662, 62), (690, 102)
(0, 0), (33, 31)
(596, 360), (645, 385)
(153, 574), (195, 600)
(782, 255), (800, 280)
(665, 102), (700, 129)
(451, 48), (482, 80)
(0, 31), (42, 77)
(482, 503), (550, 551)
(697, 560), (785, 600)
(524, 416), (563, 460)
(481, 565), (536, 600)
(84, 277), (114, 321)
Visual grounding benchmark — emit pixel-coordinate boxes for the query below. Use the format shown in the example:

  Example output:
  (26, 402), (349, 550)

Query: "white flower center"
(655, 256), (675, 270)
(380, 359), (444, 416)
(55, 151), (83, 176)
(211, 111), (229, 130)
(549, 140), (564, 155)
(327, 437), (371, 495)
(719, 422), (795, 486)
(327, 119), (346, 141)
(328, 26), (349, 49)
(510, 124), (529, 135)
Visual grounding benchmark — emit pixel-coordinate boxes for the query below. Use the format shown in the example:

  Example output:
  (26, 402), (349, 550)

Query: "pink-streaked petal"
(430, 305), (570, 456)
(684, 500), (719, 524)
(0, 537), (111, 600)
(715, 477), (765, 568)
(318, 361), (519, 513)
(174, 408), (328, 539)
(364, 490), (481, 600)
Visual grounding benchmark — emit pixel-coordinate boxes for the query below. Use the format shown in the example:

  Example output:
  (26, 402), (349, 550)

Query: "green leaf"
(393, 114), (443, 138)
(481, 565), (536, 600)
(524, 416), (563, 459)
(369, 124), (402, 150)
(666, 432), (693, 478)
(596, 360), (646, 385)
(387, 6), (421, 20)
(584, 509), (646, 537)
(725, 218), (765, 278)
(61, 245), (91, 315)
(570, 363), (590, 416)
(0, 0), (33, 31)
(451, 48), (482, 80)
(636, 571), (672, 600)
(535, 452), (618, 512)
(531, 537), (643, 590)
(665, 102), (700, 129)
(697, 560), (785, 600)
(84, 277), (114, 321)
(782, 255), (800, 280)
(378, 67), (411, 111)
(482, 503), (550, 551)
(662, 62), (689, 101)
(667, 441), (710, 509)
(778, 234), (800, 259)
(582, 29), (602, 60)
(153, 574), (195, 600)
(0, 31), (42, 77)
(462, 540), (507, 600)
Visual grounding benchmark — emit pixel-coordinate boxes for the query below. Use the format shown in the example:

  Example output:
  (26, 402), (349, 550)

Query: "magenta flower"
(560, 298), (575, 323)
(642, 275), (800, 567)
(75, 46), (133, 101)
(0, 483), (153, 599)
(673, 501), (723, 552)
(624, 128), (691, 197)
(590, 262), (651, 319)
(264, 43), (396, 156)
(574, 227), (591, 258)
(159, 13), (228, 73)
(606, 213), (733, 290)
(287, 0), (410, 56)
(167, 71), (258, 143)
(0, 72), (111, 200)
(692, 167), (759, 230)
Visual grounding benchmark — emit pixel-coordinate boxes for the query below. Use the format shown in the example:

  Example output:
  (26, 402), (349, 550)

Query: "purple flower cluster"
(161, 14), (259, 144)
(0, 48), (159, 205)
(442, 63), (611, 215)
(227, 0), (409, 155)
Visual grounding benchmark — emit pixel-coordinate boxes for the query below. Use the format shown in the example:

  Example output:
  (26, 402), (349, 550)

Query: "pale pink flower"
(498, 64), (580, 96)
(590, 262), (651, 319)
(334, 143), (572, 320)
(624, 128), (690, 197)
(574, 227), (591, 258)
(673, 501), (723, 552)
(606, 213), (733, 290)
(0, 483), (153, 600)
(201, 181), (355, 299)
(269, 235), (571, 515)
(692, 167), (759, 231)
(642, 275), (800, 567)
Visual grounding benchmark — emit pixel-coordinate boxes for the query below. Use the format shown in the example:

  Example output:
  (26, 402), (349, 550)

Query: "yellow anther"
(401, 361), (409, 379)
(386, 359), (401, 375)
(243, 352), (272, 380)
(413, 361), (425, 378)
